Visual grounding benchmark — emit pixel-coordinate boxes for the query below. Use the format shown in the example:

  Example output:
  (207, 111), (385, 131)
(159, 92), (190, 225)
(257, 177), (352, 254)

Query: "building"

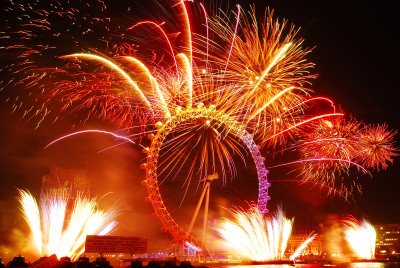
(41, 167), (91, 221)
(375, 224), (400, 260)
(286, 229), (323, 260)
(41, 167), (90, 196)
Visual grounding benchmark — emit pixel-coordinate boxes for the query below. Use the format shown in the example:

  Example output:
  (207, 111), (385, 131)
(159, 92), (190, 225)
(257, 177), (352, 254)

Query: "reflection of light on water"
(221, 263), (389, 268)
(349, 263), (385, 268)
(222, 266), (294, 268)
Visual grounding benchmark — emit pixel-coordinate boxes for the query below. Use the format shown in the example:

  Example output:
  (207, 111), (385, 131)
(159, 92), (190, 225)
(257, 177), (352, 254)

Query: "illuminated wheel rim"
(143, 106), (270, 247)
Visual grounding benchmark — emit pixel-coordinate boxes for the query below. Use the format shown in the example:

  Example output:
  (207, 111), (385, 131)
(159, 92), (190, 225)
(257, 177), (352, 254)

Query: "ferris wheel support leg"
(187, 183), (210, 236)
(202, 183), (210, 245)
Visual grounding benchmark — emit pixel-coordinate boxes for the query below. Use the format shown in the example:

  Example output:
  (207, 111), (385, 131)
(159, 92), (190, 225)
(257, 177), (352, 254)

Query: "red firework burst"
(352, 124), (398, 170)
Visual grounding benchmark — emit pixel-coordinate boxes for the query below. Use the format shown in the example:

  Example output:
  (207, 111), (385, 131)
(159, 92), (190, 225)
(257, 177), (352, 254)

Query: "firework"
(298, 117), (364, 198)
(18, 189), (117, 260)
(196, 8), (316, 148)
(1, 0), (328, 187)
(215, 206), (315, 261)
(2, 0), (397, 249)
(2, 0), (396, 194)
(353, 124), (398, 170)
(342, 216), (376, 260)
(297, 118), (397, 198)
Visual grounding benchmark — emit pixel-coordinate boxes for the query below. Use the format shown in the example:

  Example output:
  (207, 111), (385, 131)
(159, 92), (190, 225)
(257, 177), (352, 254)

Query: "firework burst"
(298, 117), (364, 198)
(353, 124), (398, 170)
(196, 8), (316, 148)
(296, 118), (397, 198)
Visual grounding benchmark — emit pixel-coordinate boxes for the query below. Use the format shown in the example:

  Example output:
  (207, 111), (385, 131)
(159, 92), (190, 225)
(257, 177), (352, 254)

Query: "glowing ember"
(216, 206), (315, 261)
(18, 189), (117, 260)
(342, 216), (376, 260)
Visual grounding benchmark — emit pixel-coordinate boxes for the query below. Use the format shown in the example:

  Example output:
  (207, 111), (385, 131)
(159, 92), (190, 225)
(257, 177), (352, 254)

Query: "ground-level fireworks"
(18, 189), (117, 260)
(342, 216), (376, 260)
(215, 206), (315, 261)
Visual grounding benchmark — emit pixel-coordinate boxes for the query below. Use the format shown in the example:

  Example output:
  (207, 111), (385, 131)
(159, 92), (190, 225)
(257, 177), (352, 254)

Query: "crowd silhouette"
(1, 255), (195, 268)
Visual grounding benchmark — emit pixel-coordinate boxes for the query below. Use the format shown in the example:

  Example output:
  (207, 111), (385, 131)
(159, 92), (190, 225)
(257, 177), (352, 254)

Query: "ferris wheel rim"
(143, 106), (270, 248)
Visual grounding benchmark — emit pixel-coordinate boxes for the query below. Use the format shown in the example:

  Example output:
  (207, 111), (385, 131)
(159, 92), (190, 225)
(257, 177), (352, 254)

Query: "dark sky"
(252, 0), (400, 225)
(0, 0), (399, 255)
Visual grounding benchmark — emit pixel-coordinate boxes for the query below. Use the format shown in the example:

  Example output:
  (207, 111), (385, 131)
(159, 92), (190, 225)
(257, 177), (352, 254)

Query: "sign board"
(85, 235), (147, 253)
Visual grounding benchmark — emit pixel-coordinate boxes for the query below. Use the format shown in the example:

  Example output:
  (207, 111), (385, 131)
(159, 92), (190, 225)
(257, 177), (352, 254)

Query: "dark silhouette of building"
(30, 254), (58, 268)
(130, 260), (143, 268)
(56, 256), (74, 268)
(74, 256), (93, 268)
(93, 257), (113, 268)
(6, 256), (28, 268)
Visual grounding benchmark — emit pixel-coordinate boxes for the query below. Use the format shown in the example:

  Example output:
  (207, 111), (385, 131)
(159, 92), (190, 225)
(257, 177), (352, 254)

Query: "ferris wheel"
(141, 106), (271, 250)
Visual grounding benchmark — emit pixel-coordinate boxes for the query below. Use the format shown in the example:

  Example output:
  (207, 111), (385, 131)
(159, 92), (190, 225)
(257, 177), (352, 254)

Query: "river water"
(218, 263), (400, 268)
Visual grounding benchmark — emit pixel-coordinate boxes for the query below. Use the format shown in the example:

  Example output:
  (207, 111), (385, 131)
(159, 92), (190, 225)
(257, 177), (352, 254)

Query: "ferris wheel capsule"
(154, 122), (163, 129)
(140, 163), (147, 169)
(147, 133), (155, 140)
(175, 106), (182, 114)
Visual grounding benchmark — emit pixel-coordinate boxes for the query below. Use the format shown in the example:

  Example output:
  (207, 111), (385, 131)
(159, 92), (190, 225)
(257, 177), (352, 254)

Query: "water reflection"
(220, 263), (400, 268)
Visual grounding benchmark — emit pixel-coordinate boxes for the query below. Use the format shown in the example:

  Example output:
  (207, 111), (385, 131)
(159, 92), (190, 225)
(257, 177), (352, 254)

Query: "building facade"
(375, 223), (400, 260)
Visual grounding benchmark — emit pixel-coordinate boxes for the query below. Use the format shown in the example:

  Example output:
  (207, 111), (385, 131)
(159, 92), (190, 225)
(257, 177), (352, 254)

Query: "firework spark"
(216, 206), (315, 261)
(18, 189), (117, 260)
(342, 216), (376, 260)
(1, 0), (397, 248)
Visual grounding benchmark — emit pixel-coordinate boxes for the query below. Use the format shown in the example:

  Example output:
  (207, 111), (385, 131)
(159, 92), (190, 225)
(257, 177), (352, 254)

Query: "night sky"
(254, 0), (400, 225)
(0, 0), (399, 255)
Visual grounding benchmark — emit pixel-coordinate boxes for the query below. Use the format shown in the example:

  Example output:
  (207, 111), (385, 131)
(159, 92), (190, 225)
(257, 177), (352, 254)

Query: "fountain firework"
(1, 0), (397, 248)
(216, 206), (316, 261)
(342, 216), (376, 260)
(18, 189), (117, 260)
